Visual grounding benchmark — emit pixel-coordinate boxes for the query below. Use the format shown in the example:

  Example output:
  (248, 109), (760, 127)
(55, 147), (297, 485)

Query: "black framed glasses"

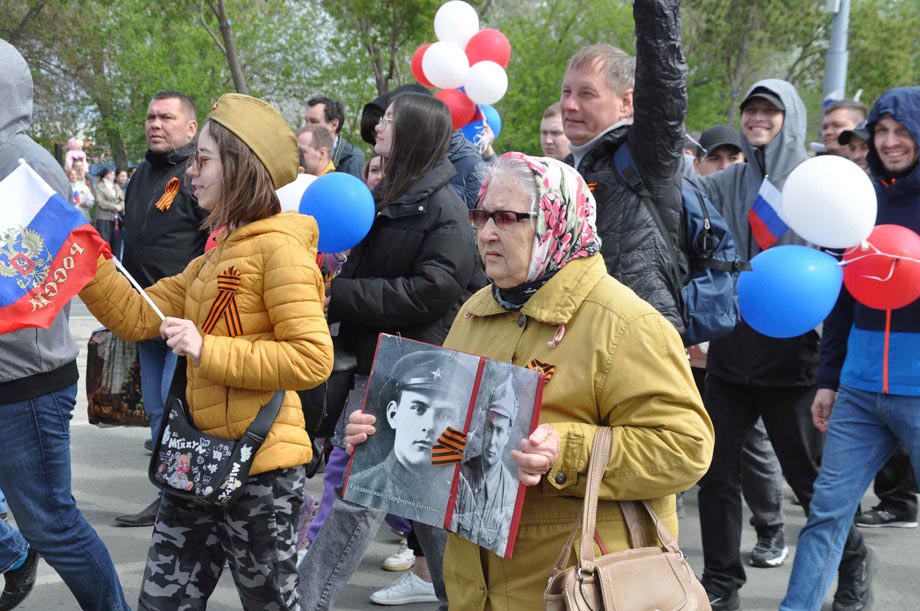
(469, 209), (537, 230)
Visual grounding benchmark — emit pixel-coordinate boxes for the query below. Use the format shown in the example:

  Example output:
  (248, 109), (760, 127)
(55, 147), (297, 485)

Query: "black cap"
(381, 349), (475, 404)
(698, 125), (743, 156)
(740, 87), (785, 112)
(838, 120), (870, 146)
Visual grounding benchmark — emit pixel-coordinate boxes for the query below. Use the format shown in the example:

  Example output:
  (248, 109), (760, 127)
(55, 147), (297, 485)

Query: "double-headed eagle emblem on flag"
(0, 226), (52, 290)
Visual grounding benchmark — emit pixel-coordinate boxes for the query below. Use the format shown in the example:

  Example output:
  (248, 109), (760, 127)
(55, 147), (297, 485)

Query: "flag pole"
(112, 257), (166, 322)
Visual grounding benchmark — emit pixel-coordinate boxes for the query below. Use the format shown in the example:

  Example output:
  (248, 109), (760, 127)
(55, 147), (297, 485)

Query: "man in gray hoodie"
(691, 80), (872, 611)
(0, 39), (129, 610)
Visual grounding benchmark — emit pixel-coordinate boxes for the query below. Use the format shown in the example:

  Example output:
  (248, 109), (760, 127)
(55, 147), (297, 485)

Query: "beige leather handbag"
(544, 427), (711, 611)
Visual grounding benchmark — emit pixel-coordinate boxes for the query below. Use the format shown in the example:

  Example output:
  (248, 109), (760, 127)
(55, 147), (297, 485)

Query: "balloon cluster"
(411, 1), (510, 146)
(739, 155), (920, 338)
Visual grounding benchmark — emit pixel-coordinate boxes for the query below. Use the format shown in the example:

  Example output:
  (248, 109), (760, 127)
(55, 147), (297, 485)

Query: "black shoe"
(706, 587), (741, 611)
(833, 547), (877, 611)
(0, 547), (39, 611)
(144, 439), (154, 452)
(750, 528), (789, 568)
(115, 498), (160, 527)
(855, 508), (918, 528)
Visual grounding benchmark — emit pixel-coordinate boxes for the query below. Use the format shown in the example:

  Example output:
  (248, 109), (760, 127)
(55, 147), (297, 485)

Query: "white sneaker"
(370, 572), (438, 605)
(382, 539), (415, 572)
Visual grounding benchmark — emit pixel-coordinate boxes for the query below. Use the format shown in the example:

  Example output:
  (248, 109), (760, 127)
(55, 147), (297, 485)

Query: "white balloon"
(276, 173), (316, 213)
(782, 155), (877, 249)
(463, 61), (508, 105)
(433, 1), (480, 47)
(421, 41), (470, 90)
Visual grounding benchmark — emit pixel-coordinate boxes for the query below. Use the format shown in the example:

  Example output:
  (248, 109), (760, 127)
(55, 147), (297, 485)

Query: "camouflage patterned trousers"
(138, 466), (305, 611)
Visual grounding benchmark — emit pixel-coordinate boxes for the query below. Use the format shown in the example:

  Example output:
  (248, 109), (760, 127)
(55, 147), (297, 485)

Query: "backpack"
(612, 143), (750, 346)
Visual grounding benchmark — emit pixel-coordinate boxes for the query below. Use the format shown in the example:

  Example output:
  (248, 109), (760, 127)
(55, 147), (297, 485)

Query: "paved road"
(9, 299), (919, 609)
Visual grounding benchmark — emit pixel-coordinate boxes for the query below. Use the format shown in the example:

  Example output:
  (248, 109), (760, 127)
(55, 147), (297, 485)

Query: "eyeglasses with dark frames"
(468, 209), (537, 230)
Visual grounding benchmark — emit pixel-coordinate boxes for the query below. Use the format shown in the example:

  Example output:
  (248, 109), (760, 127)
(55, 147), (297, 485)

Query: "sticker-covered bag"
(148, 360), (284, 507)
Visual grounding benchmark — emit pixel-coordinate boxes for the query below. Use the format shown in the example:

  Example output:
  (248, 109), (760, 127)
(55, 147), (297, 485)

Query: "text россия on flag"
(0, 161), (110, 334)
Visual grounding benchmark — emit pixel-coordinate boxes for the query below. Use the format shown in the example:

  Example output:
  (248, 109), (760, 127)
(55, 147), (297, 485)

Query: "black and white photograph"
(344, 335), (480, 526)
(451, 360), (540, 557)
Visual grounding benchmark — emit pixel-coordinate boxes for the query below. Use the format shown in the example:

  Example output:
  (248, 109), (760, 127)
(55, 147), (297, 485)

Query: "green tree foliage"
(682, 0), (827, 131)
(4, 0), (919, 168)
(848, 0), (920, 105)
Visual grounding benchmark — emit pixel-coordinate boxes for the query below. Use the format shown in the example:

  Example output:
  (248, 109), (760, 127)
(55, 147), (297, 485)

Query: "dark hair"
(306, 95), (345, 134)
(380, 93), (452, 205)
(152, 90), (197, 122)
(362, 154), (381, 184)
(199, 121), (280, 232)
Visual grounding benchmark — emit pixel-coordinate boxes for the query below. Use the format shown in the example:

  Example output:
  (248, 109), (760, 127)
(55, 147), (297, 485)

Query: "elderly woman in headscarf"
(347, 152), (714, 610)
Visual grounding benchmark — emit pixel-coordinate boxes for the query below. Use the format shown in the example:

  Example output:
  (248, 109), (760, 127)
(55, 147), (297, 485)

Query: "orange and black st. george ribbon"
(526, 358), (555, 383)
(202, 267), (243, 337)
(432, 426), (467, 465)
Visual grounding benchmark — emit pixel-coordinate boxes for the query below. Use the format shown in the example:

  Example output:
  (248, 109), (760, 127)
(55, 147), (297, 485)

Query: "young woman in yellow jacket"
(80, 93), (333, 610)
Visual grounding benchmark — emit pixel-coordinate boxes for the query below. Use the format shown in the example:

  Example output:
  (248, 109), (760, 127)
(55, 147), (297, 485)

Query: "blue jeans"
(0, 384), (130, 610)
(782, 386), (920, 610)
(0, 521), (27, 573)
(137, 338), (177, 443)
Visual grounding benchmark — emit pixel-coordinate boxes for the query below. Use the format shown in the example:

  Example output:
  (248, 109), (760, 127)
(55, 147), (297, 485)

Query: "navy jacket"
(817, 87), (920, 396)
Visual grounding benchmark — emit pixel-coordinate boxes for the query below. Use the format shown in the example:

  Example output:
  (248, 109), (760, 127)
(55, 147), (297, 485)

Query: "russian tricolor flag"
(0, 161), (109, 334)
(748, 177), (788, 250)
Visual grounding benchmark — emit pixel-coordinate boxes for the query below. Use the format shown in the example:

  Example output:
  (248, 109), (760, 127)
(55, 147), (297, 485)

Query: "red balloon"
(411, 43), (434, 88)
(435, 89), (477, 130)
(465, 29), (511, 68)
(843, 224), (920, 310)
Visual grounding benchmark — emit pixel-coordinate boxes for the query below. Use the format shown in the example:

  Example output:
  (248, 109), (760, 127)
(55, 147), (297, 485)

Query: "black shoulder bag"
(149, 358), (284, 507)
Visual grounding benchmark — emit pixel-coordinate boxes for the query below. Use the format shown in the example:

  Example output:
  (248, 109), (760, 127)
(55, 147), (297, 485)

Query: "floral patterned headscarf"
(481, 152), (601, 309)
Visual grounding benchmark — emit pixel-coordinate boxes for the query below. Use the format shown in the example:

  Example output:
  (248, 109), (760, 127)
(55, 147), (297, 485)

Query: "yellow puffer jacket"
(442, 254), (714, 611)
(80, 212), (333, 474)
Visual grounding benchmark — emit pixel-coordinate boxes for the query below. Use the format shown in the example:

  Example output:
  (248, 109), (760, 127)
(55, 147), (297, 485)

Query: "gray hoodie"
(0, 39), (79, 393)
(692, 79), (810, 261)
(690, 79), (819, 386)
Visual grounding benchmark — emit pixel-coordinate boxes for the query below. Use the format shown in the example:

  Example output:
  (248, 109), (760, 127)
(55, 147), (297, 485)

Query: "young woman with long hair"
(298, 92), (486, 609)
(79, 93), (333, 610)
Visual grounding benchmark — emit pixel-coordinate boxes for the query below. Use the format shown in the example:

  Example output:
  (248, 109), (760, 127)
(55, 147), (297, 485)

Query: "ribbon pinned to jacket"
(202, 267), (243, 337)
(432, 426), (467, 465)
(526, 358), (556, 383)
(154, 177), (181, 211)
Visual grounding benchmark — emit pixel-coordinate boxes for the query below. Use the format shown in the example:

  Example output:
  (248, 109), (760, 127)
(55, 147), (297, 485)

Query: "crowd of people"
(1, 0), (919, 609)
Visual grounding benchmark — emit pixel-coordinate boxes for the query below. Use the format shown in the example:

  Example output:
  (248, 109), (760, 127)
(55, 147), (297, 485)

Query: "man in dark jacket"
(118, 90), (209, 527)
(693, 80), (871, 611)
(305, 95), (366, 178)
(782, 86), (920, 611)
(561, 3), (686, 335)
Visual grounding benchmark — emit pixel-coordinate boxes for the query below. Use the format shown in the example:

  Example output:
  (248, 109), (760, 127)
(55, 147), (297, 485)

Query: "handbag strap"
(547, 428), (684, 581)
(168, 357), (285, 444)
(576, 427), (612, 572)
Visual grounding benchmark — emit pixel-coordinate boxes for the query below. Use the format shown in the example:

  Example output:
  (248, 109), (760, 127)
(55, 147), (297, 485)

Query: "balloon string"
(836, 242), (920, 281)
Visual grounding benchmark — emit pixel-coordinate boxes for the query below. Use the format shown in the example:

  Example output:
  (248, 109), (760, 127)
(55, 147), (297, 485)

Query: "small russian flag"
(0, 161), (110, 334)
(748, 177), (788, 250)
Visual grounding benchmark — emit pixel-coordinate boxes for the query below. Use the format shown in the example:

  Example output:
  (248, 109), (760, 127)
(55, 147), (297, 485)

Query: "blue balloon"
(299, 173), (375, 253)
(460, 104), (502, 145)
(738, 245), (843, 338)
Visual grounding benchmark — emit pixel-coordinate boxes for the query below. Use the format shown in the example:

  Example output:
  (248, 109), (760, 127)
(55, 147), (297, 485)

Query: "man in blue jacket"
(782, 86), (920, 611)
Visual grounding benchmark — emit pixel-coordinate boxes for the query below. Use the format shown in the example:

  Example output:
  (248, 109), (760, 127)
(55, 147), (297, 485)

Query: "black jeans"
(873, 446), (919, 517)
(697, 375), (867, 595)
